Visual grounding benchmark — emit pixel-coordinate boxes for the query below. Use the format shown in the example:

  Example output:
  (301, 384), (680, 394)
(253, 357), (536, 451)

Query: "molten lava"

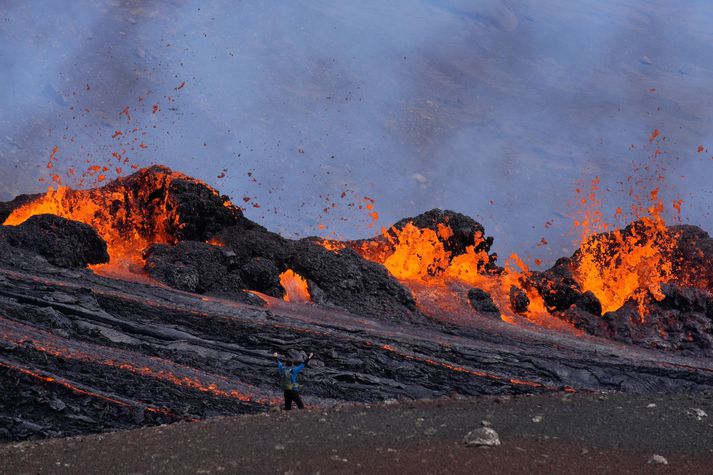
(2, 166), (232, 277)
(572, 183), (677, 317)
(321, 179), (684, 325)
(325, 222), (552, 325)
(279, 269), (311, 303)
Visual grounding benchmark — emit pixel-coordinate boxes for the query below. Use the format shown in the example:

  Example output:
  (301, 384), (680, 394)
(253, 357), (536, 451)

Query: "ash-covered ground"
(1, 167), (712, 443)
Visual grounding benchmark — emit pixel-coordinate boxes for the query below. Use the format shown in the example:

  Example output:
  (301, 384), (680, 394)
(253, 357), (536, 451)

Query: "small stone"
(468, 288), (500, 316)
(463, 427), (501, 447)
(412, 173), (429, 185)
(481, 420), (492, 427)
(531, 415), (543, 423)
(49, 398), (66, 412)
(646, 403), (657, 408)
(274, 444), (285, 450)
(686, 408), (708, 420)
(424, 427), (437, 436)
(648, 454), (668, 465)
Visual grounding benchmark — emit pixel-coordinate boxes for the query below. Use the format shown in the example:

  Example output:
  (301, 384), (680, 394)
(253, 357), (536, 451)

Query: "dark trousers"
(283, 389), (304, 410)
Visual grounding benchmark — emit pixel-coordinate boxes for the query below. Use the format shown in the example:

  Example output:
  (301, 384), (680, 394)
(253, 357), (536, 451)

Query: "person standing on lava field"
(274, 351), (313, 410)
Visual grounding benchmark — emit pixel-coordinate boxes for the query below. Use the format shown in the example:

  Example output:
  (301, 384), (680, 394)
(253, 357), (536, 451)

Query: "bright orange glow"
(319, 239), (346, 252)
(572, 179), (676, 317)
(382, 223), (450, 280)
(206, 237), (225, 247)
(341, 222), (552, 324)
(279, 269), (312, 303)
(2, 167), (229, 277)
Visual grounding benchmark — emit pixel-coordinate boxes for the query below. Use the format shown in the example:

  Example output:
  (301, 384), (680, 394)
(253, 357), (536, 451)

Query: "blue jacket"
(277, 360), (305, 391)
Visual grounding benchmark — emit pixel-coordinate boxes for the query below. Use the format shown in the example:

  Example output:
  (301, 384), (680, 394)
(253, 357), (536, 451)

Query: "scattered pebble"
(531, 415), (543, 423)
(646, 403), (657, 408)
(648, 454), (668, 465)
(686, 408), (708, 421)
(463, 427), (501, 447)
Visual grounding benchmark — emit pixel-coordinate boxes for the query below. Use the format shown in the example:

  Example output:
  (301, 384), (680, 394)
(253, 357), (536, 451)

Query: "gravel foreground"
(2, 391), (713, 475)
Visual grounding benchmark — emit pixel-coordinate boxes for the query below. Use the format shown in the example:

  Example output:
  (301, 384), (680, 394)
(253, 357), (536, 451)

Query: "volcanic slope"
(0, 166), (713, 442)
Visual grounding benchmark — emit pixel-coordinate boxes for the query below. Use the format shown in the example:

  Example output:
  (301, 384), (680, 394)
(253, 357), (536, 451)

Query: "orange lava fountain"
(572, 182), (677, 318)
(326, 222), (550, 324)
(2, 166), (230, 277)
(279, 269), (312, 303)
(321, 177), (682, 325)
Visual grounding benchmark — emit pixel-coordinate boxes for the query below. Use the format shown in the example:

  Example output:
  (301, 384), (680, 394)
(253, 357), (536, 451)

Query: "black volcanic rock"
(0, 214), (109, 268)
(144, 241), (263, 305)
(221, 222), (422, 322)
(145, 221), (422, 322)
(0, 193), (41, 224)
(574, 291), (602, 316)
(558, 284), (713, 354)
(535, 222), (713, 353)
(670, 224), (713, 292)
(527, 257), (582, 312)
(163, 173), (245, 241)
(509, 286), (530, 314)
(467, 288), (500, 316)
(239, 257), (283, 298)
(287, 241), (421, 322)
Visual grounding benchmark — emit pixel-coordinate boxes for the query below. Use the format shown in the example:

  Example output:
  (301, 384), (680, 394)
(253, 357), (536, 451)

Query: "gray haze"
(1, 0), (713, 267)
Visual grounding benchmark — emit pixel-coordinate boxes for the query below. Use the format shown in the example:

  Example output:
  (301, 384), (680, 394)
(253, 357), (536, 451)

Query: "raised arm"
(292, 353), (314, 375)
(274, 352), (283, 370)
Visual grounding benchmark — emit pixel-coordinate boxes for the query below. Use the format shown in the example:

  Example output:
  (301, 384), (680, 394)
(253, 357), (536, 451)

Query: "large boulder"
(145, 223), (422, 322)
(0, 214), (109, 267)
(558, 284), (713, 355)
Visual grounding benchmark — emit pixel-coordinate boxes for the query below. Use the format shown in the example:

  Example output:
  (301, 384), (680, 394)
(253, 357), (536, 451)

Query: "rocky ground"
(2, 259), (713, 443)
(2, 391), (712, 474)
